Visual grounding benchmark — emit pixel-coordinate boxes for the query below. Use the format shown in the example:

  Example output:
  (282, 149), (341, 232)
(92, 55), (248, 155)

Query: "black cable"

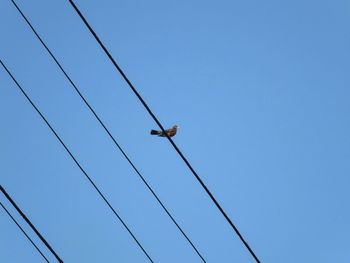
(0, 200), (50, 263)
(10, 1), (206, 261)
(0, 60), (154, 263)
(67, 1), (261, 262)
(0, 185), (59, 262)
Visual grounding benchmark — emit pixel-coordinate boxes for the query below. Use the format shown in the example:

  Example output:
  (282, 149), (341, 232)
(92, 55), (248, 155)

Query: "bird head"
(173, 125), (180, 129)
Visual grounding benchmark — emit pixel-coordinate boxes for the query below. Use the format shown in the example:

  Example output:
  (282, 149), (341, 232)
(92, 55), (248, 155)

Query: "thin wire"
(10, 1), (206, 261)
(0, 60), (154, 263)
(67, 1), (261, 262)
(0, 185), (60, 262)
(0, 200), (50, 263)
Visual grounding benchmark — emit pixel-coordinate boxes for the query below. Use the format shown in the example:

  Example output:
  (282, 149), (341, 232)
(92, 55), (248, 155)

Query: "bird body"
(150, 125), (180, 137)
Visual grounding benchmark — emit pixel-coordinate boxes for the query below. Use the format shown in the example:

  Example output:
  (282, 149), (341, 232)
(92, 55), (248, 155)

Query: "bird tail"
(150, 130), (161, 135)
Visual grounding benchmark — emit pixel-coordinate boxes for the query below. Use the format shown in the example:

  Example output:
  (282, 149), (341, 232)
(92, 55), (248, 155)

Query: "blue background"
(1, 0), (349, 262)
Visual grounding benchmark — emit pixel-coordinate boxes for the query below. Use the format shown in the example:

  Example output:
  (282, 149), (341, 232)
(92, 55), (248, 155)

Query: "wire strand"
(10, 1), (206, 261)
(0, 60), (154, 263)
(0, 185), (60, 262)
(67, 1), (261, 262)
(0, 200), (50, 263)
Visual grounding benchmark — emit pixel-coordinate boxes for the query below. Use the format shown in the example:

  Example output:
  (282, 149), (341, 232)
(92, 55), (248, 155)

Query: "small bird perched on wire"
(150, 125), (180, 137)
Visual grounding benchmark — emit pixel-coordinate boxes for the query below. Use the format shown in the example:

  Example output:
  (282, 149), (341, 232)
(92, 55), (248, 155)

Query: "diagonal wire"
(0, 60), (154, 263)
(0, 200), (50, 263)
(1, 185), (60, 262)
(10, 1), (206, 261)
(67, 1), (261, 262)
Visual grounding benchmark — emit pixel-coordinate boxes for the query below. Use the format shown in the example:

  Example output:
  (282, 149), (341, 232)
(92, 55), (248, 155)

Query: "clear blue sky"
(1, 0), (349, 262)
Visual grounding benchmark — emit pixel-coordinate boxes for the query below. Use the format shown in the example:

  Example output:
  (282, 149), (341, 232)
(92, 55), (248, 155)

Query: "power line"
(0, 60), (154, 263)
(67, 1), (261, 262)
(10, 1), (206, 261)
(0, 200), (50, 263)
(0, 185), (60, 262)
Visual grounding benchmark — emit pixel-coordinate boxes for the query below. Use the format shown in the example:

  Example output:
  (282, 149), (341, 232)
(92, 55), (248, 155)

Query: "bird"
(150, 125), (180, 137)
